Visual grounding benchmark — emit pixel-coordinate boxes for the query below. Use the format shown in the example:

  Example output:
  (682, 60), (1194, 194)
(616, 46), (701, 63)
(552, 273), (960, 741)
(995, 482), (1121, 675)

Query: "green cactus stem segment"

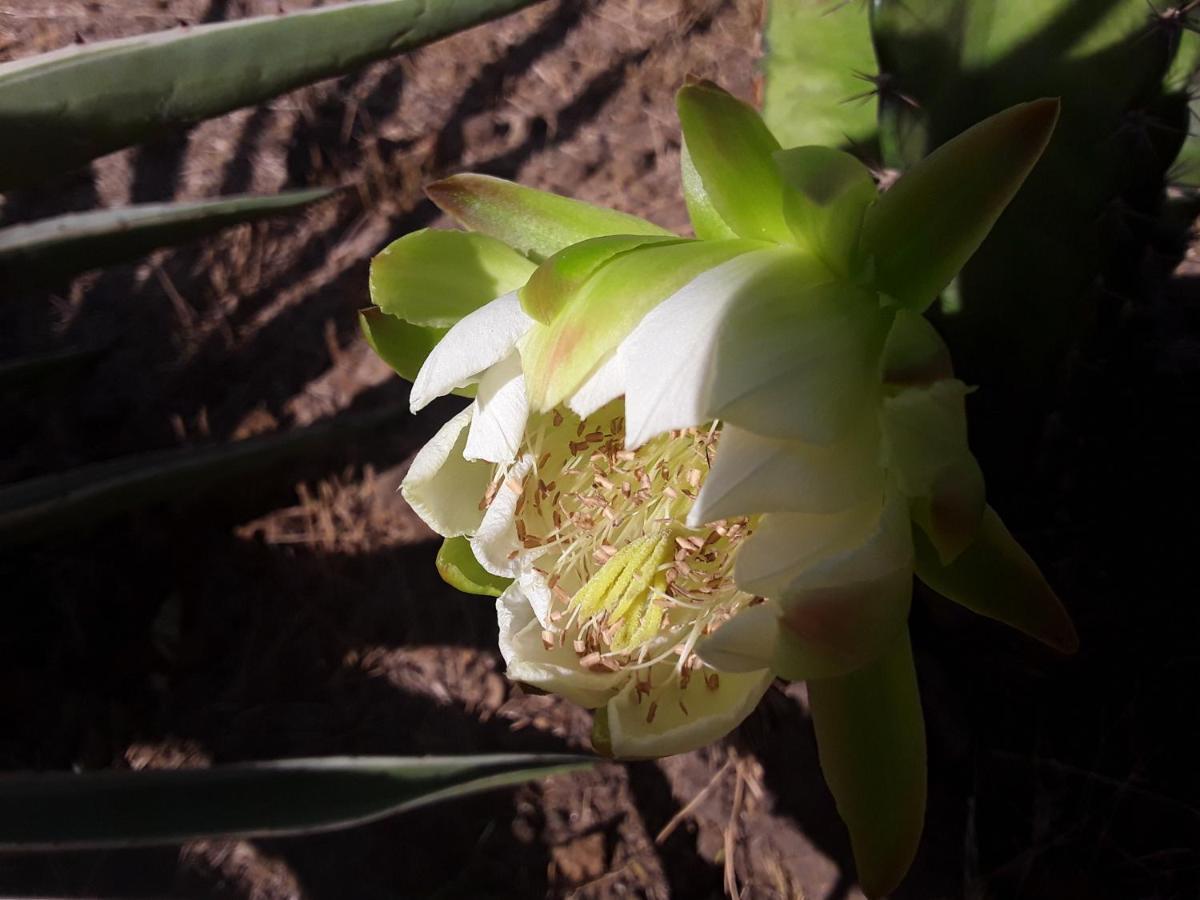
(486, 403), (759, 718)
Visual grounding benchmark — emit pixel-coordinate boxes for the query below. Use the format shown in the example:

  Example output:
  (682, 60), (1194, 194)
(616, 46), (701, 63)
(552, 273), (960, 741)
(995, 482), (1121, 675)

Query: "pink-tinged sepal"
(914, 506), (1079, 654)
(426, 173), (671, 262)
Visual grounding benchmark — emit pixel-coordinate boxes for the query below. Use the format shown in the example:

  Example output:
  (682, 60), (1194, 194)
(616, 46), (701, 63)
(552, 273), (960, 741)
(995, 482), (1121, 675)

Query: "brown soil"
(2, 2), (1198, 899)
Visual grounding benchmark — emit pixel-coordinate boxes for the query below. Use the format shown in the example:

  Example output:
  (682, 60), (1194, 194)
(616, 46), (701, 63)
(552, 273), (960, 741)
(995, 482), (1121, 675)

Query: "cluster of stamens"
(481, 401), (760, 722)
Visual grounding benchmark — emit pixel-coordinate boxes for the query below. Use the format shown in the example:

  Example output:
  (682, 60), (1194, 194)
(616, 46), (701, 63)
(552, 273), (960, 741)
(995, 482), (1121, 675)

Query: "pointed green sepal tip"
(675, 82), (792, 244)
(862, 98), (1060, 312)
(519, 234), (684, 324)
(914, 506), (1079, 654)
(425, 173), (671, 263)
(808, 628), (927, 898)
(435, 536), (512, 597)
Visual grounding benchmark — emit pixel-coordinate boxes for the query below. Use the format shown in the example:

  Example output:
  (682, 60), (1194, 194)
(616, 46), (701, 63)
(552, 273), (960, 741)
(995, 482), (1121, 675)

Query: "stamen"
(489, 402), (758, 692)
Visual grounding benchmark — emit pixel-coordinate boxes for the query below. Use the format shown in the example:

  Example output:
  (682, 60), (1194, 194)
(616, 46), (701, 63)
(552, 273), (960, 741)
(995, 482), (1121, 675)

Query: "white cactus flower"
(363, 81), (1076, 898)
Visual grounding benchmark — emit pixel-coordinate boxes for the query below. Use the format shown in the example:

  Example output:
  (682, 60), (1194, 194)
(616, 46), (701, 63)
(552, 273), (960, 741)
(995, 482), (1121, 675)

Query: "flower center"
(483, 401), (759, 708)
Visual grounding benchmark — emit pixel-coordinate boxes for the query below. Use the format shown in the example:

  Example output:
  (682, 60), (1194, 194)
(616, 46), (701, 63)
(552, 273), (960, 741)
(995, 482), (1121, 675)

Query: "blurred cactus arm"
(0, 0), (542, 189)
(761, 0), (879, 151)
(0, 188), (335, 288)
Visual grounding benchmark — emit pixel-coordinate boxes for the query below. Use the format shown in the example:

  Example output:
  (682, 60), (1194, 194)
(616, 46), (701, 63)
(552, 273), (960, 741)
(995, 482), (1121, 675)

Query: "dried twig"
(724, 757), (748, 899)
(655, 757), (734, 844)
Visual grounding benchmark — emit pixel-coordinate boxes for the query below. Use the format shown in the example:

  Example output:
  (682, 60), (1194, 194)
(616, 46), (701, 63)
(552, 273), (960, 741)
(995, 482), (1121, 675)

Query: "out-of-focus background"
(2, 2), (1198, 898)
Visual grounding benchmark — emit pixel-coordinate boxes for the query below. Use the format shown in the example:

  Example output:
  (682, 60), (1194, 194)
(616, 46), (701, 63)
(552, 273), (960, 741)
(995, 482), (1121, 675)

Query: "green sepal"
(774, 146), (877, 277)
(425, 173), (672, 263)
(522, 237), (763, 412)
(861, 99), (1060, 311)
(358, 308), (475, 398)
(879, 308), (954, 388)
(913, 505), (1079, 653)
(590, 708), (614, 758)
(519, 234), (685, 324)
(369, 229), (535, 328)
(676, 82), (793, 244)
(681, 141), (738, 240)
(359, 308), (442, 381)
(435, 536), (511, 597)
(808, 627), (927, 900)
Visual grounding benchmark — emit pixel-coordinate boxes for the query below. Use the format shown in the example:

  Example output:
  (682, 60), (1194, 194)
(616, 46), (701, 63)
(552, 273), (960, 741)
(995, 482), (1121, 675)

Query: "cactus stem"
(1101, 110), (1188, 167)
(824, 0), (870, 14)
(1153, 0), (1200, 22)
(1102, 196), (1158, 227)
(845, 70), (921, 110)
(1114, 108), (1190, 140)
(1147, 0), (1200, 46)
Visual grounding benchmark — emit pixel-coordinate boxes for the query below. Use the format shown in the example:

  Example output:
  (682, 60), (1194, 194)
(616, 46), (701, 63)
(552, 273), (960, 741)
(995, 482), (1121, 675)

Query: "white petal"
(703, 277), (883, 445)
(496, 583), (623, 709)
(911, 455), (986, 564)
(881, 379), (971, 497)
(471, 454), (534, 578)
(736, 499), (881, 599)
(769, 567), (912, 680)
(736, 490), (912, 600)
(409, 292), (533, 412)
(463, 350), (529, 464)
(880, 307), (954, 387)
(495, 580), (535, 666)
(620, 248), (791, 450)
(517, 566), (554, 630)
(883, 379), (983, 562)
(601, 664), (772, 759)
(737, 493), (915, 679)
(688, 413), (883, 527)
(567, 352), (625, 419)
(695, 602), (781, 673)
(734, 482), (912, 602)
(400, 406), (492, 537)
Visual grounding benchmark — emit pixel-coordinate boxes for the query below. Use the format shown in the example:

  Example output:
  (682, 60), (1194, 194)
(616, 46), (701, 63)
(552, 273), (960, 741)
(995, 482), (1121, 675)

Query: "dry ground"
(2, 2), (1199, 899)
